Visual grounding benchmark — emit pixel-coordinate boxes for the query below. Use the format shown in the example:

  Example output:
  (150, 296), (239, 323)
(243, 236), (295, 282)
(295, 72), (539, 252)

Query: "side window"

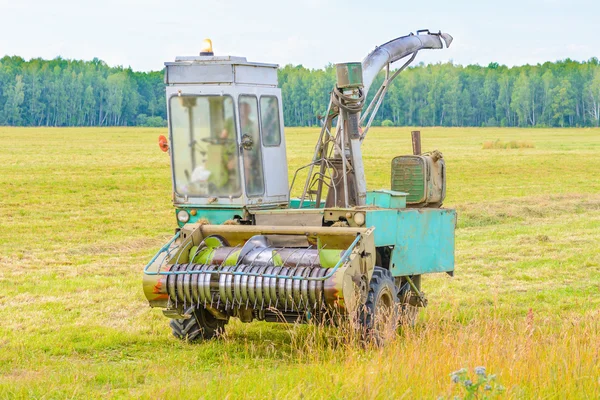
(260, 96), (282, 146)
(239, 95), (265, 197)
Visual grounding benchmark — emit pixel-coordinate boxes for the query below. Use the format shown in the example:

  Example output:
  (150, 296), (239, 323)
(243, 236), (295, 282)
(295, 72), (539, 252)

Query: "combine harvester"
(143, 30), (455, 342)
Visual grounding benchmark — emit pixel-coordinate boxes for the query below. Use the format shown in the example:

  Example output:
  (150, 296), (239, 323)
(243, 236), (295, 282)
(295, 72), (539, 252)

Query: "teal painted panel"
(365, 210), (399, 247)
(176, 208), (245, 227)
(390, 209), (456, 276)
(289, 198), (324, 209)
(366, 190), (408, 209)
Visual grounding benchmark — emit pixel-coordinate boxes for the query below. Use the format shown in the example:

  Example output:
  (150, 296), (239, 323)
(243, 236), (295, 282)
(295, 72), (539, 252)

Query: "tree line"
(1, 55), (599, 128)
(0, 56), (166, 127)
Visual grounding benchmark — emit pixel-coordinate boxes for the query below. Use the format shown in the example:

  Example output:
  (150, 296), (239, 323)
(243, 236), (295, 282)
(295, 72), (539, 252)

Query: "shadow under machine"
(143, 32), (456, 341)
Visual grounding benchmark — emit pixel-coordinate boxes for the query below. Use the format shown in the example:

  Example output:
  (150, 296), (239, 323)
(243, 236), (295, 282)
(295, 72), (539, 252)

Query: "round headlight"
(177, 210), (190, 223)
(353, 212), (365, 226)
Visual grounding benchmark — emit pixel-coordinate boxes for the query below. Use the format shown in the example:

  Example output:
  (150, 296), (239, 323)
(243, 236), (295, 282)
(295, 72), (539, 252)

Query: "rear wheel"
(361, 267), (399, 344)
(397, 276), (421, 327)
(170, 306), (227, 342)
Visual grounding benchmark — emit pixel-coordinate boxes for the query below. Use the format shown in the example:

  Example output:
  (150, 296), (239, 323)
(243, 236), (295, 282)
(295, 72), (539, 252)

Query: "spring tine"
(190, 264), (198, 306)
(270, 266), (280, 306)
(219, 266), (229, 307)
(205, 264), (215, 303)
(278, 266), (289, 307)
(295, 246), (312, 268)
(280, 247), (304, 267)
(217, 244), (242, 271)
(226, 268), (234, 306)
(175, 236), (204, 266)
(264, 247), (285, 266)
(233, 265), (243, 307)
(248, 246), (272, 267)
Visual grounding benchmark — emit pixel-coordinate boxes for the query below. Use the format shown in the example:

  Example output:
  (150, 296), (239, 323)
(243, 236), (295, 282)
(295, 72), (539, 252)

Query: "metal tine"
(174, 235), (202, 267)
(302, 247), (320, 310)
(262, 247), (285, 307)
(279, 247), (304, 269)
(254, 247), (282, 310)
(248, 246), (273, 267)
(189, 238), (219, 266)
(236, 265), (248, 308)
(215, 244), (242, 273)
(245, 246), (277, 307)
(293, 245), (313, 277)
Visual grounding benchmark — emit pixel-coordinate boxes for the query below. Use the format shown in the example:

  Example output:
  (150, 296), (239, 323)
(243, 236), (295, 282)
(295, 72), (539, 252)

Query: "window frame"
(238, 94), (266, 198)
(259, 95), (282, 147)
(167, 93), (242, 199)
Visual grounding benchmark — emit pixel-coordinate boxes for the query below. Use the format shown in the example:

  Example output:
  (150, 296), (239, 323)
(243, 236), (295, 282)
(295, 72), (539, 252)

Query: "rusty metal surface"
(411, 130), (422, 155)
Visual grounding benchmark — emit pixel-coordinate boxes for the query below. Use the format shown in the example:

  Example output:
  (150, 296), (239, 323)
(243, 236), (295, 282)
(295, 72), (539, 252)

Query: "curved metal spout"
(361, 30), (453, 97)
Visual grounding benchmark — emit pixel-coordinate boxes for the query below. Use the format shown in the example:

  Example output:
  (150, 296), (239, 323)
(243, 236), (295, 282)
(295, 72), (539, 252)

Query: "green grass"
(1, 126), (599, 398)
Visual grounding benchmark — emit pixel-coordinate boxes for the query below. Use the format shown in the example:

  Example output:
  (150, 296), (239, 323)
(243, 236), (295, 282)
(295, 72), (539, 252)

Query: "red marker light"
(158, 135), (169, 152)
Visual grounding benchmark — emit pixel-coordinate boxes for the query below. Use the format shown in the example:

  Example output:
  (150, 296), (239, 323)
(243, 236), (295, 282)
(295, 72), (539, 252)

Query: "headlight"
(177, 210), (190, 223)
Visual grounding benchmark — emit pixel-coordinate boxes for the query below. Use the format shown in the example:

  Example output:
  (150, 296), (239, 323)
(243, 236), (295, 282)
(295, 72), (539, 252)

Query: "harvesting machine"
(143, 31), (456, 341)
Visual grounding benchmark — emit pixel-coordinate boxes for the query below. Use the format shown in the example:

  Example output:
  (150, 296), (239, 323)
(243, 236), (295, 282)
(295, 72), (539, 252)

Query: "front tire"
(170, 306), (227, 342)
(361, 267), (399, 344)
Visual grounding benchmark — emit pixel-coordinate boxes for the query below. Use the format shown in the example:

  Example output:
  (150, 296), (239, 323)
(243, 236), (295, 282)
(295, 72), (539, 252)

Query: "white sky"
(1, 0), (598, 71)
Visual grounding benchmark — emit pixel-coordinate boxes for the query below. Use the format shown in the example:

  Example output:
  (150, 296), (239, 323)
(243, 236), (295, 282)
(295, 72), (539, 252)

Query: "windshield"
(169, 95), (241, 198)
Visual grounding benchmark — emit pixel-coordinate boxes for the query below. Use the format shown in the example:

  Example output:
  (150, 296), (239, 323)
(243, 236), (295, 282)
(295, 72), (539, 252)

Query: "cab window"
(239, 95), (265, 197)
(260, 96), (281, 146)
(169, 95), (241, 198)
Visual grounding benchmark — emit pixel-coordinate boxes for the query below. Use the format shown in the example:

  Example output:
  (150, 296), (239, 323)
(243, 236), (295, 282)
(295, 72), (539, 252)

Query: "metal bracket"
(405, 276), (428, 307)
(163, 309), (191, 319)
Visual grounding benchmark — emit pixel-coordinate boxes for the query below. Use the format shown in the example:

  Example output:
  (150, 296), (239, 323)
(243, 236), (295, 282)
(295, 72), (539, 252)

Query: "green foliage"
(1, 56), (600, 128)
(278, 59), (600, 128)
(381, 119), (394, 127)
(0, 56), (165, 126)
(136, 114), (167, 127)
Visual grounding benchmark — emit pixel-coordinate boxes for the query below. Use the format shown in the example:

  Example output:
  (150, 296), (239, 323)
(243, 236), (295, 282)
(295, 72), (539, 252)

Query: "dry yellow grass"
(482, 139), (535, 149)
(0, 126), (599, 398)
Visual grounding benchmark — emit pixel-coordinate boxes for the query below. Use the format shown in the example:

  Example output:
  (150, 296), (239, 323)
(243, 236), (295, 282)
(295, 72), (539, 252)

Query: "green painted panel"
(391, 156), (426, 203)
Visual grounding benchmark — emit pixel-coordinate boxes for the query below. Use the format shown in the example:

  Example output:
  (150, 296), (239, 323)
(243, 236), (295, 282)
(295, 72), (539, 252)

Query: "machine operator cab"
(164, 39), (289, 208)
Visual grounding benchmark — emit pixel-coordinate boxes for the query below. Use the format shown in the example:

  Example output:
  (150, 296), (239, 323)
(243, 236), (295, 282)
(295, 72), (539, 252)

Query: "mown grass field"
(1, 126), (599, 399)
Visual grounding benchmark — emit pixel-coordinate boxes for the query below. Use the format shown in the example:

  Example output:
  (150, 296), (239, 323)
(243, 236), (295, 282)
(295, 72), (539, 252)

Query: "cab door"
(258, 94), (289, 203)
(238, 95), (266, 200)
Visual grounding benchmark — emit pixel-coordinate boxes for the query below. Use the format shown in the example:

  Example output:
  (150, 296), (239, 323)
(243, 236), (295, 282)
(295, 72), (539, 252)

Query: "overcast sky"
(1, 0), (598, 71)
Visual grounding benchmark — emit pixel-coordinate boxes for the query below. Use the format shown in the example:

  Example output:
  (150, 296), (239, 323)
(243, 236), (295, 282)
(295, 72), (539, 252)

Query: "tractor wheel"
(170, 306), (227, 342)
(360, 267), (399, 344)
